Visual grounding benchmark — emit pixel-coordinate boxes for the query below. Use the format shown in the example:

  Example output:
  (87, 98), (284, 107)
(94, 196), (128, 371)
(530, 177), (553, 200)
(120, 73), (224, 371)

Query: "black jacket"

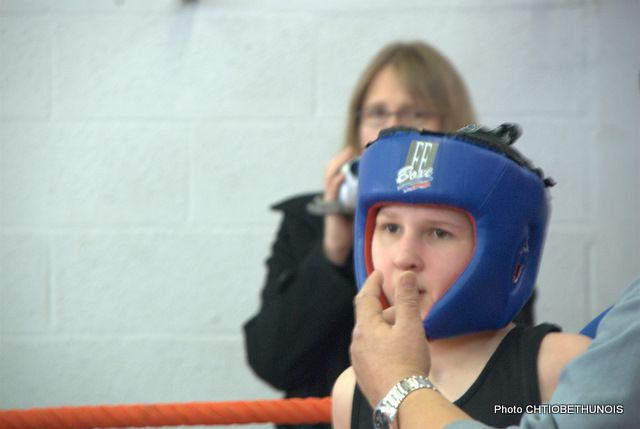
(243, 193), (356, 429)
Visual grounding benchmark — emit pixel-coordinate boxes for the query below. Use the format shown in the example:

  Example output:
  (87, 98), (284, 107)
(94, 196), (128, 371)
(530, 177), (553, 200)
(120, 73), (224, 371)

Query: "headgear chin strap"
(354, 124), (554, 340)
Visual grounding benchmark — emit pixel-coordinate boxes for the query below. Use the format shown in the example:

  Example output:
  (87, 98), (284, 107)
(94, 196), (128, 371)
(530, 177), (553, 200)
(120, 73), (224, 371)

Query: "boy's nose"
(393, 240), (424, 272)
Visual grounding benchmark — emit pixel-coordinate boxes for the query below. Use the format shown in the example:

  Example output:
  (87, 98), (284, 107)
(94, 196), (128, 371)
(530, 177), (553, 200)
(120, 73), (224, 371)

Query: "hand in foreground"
(350, 271), (431, 406)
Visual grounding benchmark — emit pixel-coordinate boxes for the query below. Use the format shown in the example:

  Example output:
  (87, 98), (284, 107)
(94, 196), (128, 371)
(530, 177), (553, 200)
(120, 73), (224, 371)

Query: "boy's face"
(371, 205), (475, 319)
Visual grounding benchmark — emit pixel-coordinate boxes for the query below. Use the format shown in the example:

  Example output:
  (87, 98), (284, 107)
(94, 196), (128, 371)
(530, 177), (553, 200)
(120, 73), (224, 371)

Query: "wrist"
(397, 385), (472, 429)
(373, 369), (429, 405)
(373, 375), (439, 429)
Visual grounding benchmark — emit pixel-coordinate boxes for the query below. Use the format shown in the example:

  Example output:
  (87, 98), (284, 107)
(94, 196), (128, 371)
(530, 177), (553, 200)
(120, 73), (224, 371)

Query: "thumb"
(395, 271), (422, 328)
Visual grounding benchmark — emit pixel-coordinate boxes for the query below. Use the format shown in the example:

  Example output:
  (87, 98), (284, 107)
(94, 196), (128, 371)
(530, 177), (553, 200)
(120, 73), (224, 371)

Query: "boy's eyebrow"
(377, 206), (470, 229)
(376, 207), (399, 219)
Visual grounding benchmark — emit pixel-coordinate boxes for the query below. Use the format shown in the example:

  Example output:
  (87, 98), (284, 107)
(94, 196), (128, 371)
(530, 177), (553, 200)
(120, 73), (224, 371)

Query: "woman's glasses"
(359, 106), (435, 128)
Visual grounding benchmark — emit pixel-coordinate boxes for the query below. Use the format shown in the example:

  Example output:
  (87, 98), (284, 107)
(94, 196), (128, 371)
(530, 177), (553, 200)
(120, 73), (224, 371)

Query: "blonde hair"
(344, 41), (476, 151)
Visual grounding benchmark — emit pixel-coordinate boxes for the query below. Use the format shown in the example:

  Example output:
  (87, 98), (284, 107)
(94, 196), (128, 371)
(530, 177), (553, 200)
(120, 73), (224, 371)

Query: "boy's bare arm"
(537, 332), (591, 403)
(331, 367), (356, 429)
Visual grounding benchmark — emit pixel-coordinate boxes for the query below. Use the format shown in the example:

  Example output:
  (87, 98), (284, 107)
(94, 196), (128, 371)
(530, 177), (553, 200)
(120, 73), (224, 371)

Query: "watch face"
(373, 409), (390, 429)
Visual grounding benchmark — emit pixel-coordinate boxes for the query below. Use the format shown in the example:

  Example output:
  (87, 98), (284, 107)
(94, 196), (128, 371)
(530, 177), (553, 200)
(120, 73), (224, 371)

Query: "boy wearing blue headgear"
(332, 125), (591, 428)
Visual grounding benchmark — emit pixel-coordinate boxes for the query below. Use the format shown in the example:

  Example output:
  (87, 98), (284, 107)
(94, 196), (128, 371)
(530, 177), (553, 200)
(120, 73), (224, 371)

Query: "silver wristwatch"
(373, 375), (439, 429)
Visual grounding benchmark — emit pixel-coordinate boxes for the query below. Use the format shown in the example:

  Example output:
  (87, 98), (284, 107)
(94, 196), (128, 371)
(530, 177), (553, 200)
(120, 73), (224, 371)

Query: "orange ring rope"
(0, 397), (332, 429)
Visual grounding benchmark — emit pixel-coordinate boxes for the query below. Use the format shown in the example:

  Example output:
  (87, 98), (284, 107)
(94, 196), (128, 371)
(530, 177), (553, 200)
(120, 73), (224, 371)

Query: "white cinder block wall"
(1, 0), (639, 422)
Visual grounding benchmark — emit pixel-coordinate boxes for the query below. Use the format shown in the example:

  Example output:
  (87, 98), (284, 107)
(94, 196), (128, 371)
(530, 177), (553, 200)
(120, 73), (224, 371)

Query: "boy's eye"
(431, 228), (451, 239)
(382, 223), (400, 234)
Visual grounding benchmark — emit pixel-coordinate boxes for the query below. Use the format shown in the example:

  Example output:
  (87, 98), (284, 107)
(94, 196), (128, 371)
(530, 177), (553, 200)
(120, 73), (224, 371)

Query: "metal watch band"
(373, 375), (439, 429)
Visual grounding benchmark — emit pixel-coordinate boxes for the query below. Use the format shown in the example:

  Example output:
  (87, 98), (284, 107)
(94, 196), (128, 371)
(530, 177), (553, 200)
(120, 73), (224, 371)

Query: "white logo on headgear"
(396, 140), (439, 193)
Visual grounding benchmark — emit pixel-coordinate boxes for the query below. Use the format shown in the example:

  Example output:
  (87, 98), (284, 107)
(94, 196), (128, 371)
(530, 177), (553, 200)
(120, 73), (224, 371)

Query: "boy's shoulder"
(539, 331), (592, 364)
(537, 331), (592, 402)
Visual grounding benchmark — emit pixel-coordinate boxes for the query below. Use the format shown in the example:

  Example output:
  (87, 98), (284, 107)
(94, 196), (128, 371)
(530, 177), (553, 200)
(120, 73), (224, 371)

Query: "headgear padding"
(354, 125), (553, 339)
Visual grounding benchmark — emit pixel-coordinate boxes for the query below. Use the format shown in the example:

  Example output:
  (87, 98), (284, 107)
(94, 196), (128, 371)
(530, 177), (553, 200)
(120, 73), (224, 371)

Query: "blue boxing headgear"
(354, 124), (554, 340)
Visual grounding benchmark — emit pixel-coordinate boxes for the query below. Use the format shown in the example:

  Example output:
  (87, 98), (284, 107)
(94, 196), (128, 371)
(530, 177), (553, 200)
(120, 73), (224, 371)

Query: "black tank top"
(351, 323), (560, 428)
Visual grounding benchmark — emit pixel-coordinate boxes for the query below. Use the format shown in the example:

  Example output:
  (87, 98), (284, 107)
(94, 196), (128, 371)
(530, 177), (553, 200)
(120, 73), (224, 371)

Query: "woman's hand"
(323, 147), (357, 266)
